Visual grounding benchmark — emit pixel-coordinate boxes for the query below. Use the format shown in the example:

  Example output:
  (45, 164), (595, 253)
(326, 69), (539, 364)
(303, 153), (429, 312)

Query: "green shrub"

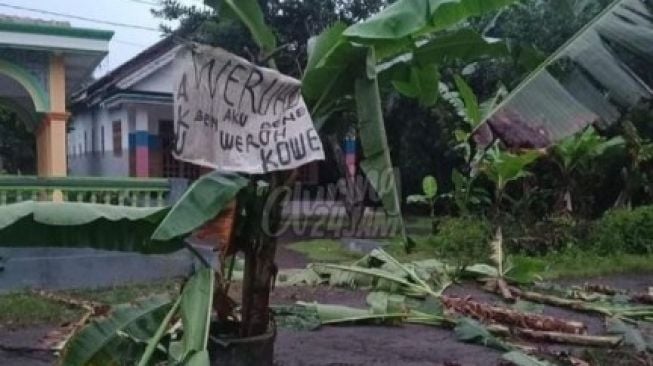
(428, 216), (492, 268)
(508, 215), (590, 255)
(588, 206), (653, 255)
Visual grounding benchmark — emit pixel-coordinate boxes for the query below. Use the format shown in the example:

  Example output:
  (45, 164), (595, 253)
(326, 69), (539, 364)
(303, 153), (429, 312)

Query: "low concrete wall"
(0, 247), (211, 293)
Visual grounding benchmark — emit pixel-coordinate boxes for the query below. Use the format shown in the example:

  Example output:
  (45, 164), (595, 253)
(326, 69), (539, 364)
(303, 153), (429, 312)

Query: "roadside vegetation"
(1, 0), (653, 365)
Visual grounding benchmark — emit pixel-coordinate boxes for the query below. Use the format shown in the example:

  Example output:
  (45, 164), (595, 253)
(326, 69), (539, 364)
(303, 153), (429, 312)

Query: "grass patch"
(65, 280), (180, 305)
(0, 280), (181, 328)
(383, 236), (437, 262)
(0, 293), (83, 327)
(286, 236), (438, 264)
(405, 216), (433, 235)
(287, 239), (361, 263)
(531, 250), (653, 279)
(287, 234), (653, 280)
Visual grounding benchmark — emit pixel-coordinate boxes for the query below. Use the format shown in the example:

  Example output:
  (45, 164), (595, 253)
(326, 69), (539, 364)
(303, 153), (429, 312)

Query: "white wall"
(130, 56), (178, 95)
(68, 106), (130, 177)
(68, 101), (176, 177)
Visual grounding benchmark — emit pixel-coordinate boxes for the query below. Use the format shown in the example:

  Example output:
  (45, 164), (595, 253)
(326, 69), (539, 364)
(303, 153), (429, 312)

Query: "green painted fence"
(0, 176), (173, 207)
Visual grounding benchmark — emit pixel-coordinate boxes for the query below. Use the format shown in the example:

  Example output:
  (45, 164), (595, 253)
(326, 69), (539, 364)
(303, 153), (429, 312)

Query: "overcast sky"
(0, 0), (206, 76)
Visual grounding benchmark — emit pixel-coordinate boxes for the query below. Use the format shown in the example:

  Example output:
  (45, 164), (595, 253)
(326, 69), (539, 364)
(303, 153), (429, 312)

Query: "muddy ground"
(1, 242), (652, 366)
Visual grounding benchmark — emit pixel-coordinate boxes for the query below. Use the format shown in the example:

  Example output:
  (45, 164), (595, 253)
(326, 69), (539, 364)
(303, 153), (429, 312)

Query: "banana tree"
(479, 144), (541, 217)
(551, 126), (624, 213)
(615, 120), (653, 209)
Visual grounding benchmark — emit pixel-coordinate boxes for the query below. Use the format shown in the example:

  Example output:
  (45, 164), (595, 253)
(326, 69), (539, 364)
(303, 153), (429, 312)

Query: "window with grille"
(113, 121), (122, 156)
(160, 120), (200, 180)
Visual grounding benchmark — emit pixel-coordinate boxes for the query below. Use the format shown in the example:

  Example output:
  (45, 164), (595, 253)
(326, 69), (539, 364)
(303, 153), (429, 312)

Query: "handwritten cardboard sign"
(173, 45), (324, 174)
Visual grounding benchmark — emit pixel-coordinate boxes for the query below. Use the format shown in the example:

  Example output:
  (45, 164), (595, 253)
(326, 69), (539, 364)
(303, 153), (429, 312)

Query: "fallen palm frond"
(35, 291), (112, 352)
(442, 296), (586, 334)
(309, 249), (451, 298)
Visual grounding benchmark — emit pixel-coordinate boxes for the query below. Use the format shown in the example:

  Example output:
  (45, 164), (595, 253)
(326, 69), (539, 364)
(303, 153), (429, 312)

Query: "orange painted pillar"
(35, 54), (68, 201)
(37, 112), (69, 176)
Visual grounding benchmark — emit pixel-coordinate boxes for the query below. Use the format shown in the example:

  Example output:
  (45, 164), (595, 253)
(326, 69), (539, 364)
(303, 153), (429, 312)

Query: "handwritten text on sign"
(173, 46), (324, 173)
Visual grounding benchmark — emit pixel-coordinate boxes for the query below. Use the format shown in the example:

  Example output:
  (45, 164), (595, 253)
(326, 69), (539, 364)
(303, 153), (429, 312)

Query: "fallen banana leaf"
(454, 317), (510, 351)
(443, 296), (586, 334)
(272, 305), (322, 331)
(296, 301), (412, 326)
(59, 295), (173, 366)
(275, 268), (322, 287)
(367, 291), (410, 314)
(502, 351), (555, 366)
(310, 262), (441, 298)
(606, 317), (653, 353)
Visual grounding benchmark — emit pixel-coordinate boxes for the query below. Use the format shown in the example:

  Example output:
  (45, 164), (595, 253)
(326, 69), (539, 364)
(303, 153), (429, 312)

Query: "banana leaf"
(414, 29), (542, 69)
(501, 351), (555, 366)
(60, 295), (173, 366)
(138, 296), (183, 366)
(151, 171), (248, 241)
(272, 304), (322, 331)
(182, 350), (211, 366)
(454, 75), (482, 126)
(606, 317), (653, 352)
(343, 0), (518, 40)
(355, 52), (407, 241)
(179, 268), (215, 360)
(204, 0), (276, 54)
(454, 317), (510, 351)
(295, 301), (413, 326)
(479, 0), (653, 147)
(0, 201), (180, 254)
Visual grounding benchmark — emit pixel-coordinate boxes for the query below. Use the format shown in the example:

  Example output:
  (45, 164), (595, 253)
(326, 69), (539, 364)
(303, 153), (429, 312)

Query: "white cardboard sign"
(173, 45), (324, 174)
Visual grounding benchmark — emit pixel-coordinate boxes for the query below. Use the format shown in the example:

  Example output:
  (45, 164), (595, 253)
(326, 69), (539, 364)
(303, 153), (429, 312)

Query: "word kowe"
(174, 45), (324, 174)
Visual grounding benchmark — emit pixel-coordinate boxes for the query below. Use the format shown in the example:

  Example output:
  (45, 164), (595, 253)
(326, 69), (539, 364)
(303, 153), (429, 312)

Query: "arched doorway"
(0, 73), (40, 175)
(0, 108), (36, 175)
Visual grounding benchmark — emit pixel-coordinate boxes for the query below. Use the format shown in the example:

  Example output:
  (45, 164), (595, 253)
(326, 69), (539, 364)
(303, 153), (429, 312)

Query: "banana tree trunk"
(240, 235), (278, 337)
(240, 173), (285, 338)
